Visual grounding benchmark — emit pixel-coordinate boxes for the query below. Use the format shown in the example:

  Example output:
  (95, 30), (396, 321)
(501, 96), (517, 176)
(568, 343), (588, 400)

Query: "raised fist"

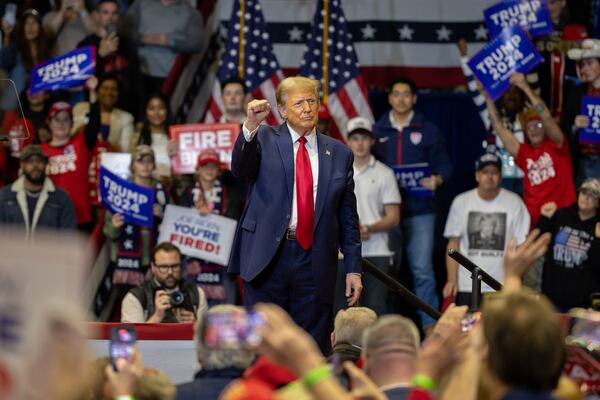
(245, 99), (271, 132)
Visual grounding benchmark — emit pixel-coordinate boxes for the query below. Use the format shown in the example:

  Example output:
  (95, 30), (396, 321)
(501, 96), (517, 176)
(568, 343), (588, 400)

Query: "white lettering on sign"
(586, 103), (600, 130)
(475, 34), (524, 80)
(101, 175), (149, 214)
(37, 53), (88, 82)
(489, 0), (541, 28)
(178, 130), (233, 150)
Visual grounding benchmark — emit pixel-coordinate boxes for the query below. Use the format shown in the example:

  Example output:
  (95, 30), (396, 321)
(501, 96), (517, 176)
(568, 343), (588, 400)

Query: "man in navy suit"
(228, 76), (363, 353)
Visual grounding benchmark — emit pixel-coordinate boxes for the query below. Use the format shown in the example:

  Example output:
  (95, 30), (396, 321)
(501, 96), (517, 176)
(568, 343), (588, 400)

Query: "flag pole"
(322, 0), (329, 105)
(238, 0), (245, 78)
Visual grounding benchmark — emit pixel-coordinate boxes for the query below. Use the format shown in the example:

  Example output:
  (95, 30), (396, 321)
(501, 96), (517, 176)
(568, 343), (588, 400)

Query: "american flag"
(204, 0), (284, 125)
(299, 0), (373, 138)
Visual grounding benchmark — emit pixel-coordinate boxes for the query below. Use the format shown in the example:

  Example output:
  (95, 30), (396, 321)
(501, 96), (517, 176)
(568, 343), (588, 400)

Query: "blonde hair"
(276, 76), (320, 106)
(333, 307), (377, 346)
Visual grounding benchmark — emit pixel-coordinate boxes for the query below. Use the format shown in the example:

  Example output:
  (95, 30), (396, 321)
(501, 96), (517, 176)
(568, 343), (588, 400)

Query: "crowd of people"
(0, 0), (599, 399)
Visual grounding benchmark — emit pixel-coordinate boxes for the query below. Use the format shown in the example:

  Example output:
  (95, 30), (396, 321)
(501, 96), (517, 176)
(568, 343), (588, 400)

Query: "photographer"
(121, 242), (207, 323)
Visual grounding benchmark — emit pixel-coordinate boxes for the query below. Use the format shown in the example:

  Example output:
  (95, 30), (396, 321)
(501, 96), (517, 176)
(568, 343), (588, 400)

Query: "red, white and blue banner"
(168, 0), (499, 124)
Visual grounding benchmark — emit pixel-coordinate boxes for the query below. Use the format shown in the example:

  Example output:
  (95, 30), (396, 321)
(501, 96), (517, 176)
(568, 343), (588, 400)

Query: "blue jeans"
(403, 213), (438, 328)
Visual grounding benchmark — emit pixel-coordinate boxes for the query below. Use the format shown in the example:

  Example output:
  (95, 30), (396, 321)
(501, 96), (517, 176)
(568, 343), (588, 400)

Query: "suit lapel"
(274, 124), (294, 203)
(314, 133), (331, 229)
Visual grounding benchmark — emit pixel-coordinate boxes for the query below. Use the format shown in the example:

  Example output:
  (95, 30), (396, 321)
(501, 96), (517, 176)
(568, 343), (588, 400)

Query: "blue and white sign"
(393, 163), (434, 198)
(484, 0), (553, 38)
(579, 96), (600, 143)
(29, 46), (95, 94)
(100, 167), (155, 228)
(468, 26), (543, 101)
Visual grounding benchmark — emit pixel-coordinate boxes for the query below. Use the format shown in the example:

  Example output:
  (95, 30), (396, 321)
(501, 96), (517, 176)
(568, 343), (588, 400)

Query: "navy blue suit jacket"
(227, 123), (362, 303)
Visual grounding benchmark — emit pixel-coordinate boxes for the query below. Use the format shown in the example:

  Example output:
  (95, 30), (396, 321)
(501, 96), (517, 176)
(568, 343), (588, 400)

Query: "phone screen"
(109, 326), (137, 370)
(4, 4), (16, 27)
(202, 311), (264, 349)
(568, 313), (600, 353)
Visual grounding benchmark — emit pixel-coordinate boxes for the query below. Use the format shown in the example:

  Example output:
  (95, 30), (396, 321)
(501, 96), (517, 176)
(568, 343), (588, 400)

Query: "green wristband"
(411, 374), (437, 391)
(302, 365), (332, 389)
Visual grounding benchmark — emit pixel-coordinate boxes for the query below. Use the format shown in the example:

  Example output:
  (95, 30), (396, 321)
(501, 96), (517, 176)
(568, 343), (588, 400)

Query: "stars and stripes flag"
(299, 0), (373, 139)
(204, 0), (284, 125)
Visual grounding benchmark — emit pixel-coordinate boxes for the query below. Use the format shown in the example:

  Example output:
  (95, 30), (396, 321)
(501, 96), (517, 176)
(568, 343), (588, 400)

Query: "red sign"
(169, 123), (240, 174)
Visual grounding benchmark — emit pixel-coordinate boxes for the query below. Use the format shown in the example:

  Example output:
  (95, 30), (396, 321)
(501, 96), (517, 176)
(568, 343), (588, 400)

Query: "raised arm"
(510, 72), (564, 147)
(231, 100), (270, 179)
(483, 89), (520, 156)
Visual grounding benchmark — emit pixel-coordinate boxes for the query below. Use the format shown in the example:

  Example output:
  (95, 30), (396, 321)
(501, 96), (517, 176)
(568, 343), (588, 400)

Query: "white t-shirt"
(354, 156), (401, 257)
(444, 188), (530, 292)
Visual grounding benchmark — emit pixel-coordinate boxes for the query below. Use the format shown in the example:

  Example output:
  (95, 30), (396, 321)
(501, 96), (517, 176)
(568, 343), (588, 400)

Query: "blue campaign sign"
(99, 167), (155, 228)
(29, 46), (95, 94)
(393, 163), (434, 198)
(484, 0), (553, 38)
(579, 96), (600, 143)
(467, 26), (543, 101)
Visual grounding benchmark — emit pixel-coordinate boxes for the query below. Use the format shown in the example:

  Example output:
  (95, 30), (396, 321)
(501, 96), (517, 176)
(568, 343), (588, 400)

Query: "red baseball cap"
(197, 149), (222, 168)
(47, 101), (72, 120)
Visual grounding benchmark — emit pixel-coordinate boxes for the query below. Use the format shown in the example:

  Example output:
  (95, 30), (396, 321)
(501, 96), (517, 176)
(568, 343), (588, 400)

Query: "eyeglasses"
(154, 263), (181, 272)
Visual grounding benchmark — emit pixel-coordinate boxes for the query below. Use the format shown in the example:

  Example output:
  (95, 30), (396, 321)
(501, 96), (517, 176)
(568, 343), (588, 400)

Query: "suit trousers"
(243, 239), (333, 355)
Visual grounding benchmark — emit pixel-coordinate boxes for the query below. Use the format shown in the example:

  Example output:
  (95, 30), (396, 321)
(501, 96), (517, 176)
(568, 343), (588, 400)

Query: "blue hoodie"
(373, 110), (453, 217)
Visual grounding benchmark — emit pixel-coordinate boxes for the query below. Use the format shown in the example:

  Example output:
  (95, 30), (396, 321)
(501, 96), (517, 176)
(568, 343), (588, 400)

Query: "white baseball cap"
(347, 117), (373, 137)
(568, 39), (600, 60)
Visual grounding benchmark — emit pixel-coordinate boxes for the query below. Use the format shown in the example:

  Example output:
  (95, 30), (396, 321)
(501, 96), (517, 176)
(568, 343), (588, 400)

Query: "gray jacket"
(0, 176), (77, 238)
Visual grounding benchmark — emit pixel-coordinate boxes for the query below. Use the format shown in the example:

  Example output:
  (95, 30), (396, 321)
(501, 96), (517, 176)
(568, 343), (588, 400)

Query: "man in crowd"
(329, 307), (377, 365)
(176, 305), (256, 400)
(78, 0), (141, 119)
(373, 77), (452, 330)
(537, 178), (600, 311)
(126, 0), (203, 96)
(219, 76), (249, 124)
(340, 117), (400, 316)
(361, 315), (420, 399)
(443, 152), (530, 306)
(482, 290), (566, 399)
(565, 38), (600, 182)
(121, 242), (207, 323)
(229, 76), (362, 354)
(0, 144), (76, 237)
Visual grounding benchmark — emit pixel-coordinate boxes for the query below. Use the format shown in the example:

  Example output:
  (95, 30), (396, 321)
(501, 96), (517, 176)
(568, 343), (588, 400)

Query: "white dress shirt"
(243, 123), (319, 230)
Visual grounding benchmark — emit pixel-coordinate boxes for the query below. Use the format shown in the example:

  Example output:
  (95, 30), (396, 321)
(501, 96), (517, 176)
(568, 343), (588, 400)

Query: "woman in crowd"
(73, 74), (135, 153)
(40, 78), (100, 230)
(178, 149), (243, 306)
(484, 72), (576, 226)
(0, 9), (50, 110)
(100, 145), (168, 319)
(538, 178), (600, 311)
(130, 93), (173, 185)
(73, 74), (135, 216)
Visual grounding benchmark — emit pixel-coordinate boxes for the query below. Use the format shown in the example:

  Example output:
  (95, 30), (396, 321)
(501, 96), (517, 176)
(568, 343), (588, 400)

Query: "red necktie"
(296, 136), (314, 250)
